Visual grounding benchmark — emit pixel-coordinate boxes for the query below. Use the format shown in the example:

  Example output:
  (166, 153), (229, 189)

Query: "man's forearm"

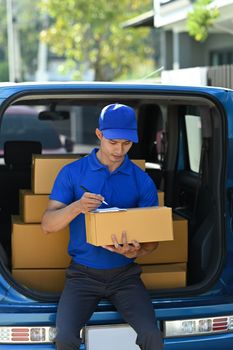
(42, 192), (105, 234)
(41, 202), (82, 234)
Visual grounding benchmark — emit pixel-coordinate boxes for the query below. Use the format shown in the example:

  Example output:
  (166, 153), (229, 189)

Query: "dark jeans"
(55, 262), (163, 350)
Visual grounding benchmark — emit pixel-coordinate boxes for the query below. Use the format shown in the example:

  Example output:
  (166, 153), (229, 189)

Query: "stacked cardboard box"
(12, 269), (66, 293)
(12, 155), (79, 292)
(141, 263), (186, 289)
(136, 215), (188, 265)
(157, 191), (164, 206)
(136, 214), (188, 289)
(19, 190), (49, 223)
(132, 159), (145, 171)
(11, 217), (68, 293)
(31, 154), (79, 194)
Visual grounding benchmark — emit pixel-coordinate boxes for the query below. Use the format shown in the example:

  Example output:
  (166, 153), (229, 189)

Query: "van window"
(0, 106), (62, 154)
(0, 114), (62, 149)
(185, 115), (202, 172)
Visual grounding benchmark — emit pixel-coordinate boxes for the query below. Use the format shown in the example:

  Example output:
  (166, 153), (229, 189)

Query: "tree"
(17, 0), (43, 79)
(39, 0), (154, 81)
(0, 0), (43, 81)
(187, 0), (219, 42)
(0, 0), (8, 81)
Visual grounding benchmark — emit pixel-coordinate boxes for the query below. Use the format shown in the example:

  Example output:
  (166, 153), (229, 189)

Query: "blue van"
(0, 82), (232, 350)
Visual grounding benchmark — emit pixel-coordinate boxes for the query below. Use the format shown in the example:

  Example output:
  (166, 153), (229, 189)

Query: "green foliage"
(0, 0), (42, 81)
(39, 0), (154, 81)
(16, 0), (43, 78)
(187, 0), (219, 42)
(0, 62), (9, 82)
(0, 0), (8, 80)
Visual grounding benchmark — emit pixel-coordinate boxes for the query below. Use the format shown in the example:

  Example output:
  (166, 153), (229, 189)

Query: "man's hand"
(102, 231), (159, 259)
(102, 231), (141, 258)
(77, 192), (104, 213)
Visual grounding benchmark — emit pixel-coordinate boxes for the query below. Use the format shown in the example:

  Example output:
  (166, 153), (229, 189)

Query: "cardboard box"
(131, 159), (145, 170)
(141, 263), (186, 289)
(12, 269), (66, 293)
(136, 215), (187, 264)
(85, 206), (173, 246)
(12, 264), (186, 293)
(158, 191), (164, 206)
(20, 190), (49, 223)
(12, 216), (70, 268)
(32, 154), (79, 194)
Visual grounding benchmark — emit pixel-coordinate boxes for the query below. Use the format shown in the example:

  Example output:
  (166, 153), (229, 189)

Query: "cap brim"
(102, 129), (138, 143)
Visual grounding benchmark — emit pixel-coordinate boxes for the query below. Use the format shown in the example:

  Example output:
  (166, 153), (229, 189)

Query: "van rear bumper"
(0, 346), (55, 349)
(164, 332), (233, 350)
(0, 344), (86, 349)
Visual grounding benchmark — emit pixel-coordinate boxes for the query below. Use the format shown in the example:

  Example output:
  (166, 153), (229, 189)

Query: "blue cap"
(98, 103), (138, 143)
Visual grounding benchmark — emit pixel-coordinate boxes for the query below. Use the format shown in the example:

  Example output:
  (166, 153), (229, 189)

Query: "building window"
(185, 115), (202, 173)
(210, 49), (233, 66)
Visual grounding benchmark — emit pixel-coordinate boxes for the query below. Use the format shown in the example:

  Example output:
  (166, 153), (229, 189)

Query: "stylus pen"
(80, 185), (109, 205)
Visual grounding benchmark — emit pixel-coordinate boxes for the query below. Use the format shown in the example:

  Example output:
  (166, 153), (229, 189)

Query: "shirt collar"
(88, 148), (131, 175)
(88, 148), (105, 171)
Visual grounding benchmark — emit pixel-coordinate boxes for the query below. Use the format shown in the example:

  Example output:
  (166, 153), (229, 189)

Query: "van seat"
(3, 141), (42, 208)
(4, 140), (42, 169)
(0, 141), (42, 260)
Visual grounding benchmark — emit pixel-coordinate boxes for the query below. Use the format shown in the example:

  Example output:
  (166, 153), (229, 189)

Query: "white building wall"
(161, 67), (208, 86)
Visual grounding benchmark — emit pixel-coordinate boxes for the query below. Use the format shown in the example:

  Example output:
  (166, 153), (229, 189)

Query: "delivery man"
(41, 103), (163, 350)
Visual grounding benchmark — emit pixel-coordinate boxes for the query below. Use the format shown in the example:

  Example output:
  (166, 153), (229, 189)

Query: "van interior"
(0, 91), (224, 301)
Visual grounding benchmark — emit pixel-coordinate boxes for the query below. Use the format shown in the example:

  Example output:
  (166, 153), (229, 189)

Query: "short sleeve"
(49, 165), (74, 205)
(138, 174), (158, 207)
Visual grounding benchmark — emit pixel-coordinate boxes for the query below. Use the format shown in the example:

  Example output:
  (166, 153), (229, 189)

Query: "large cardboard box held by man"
(11, 216), (70, 269)
(85, 206), (173, 246)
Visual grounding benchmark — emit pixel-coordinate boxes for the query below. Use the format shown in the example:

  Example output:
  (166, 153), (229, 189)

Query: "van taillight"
(164, 316), (233, 337)
(0, 326), (56, 343)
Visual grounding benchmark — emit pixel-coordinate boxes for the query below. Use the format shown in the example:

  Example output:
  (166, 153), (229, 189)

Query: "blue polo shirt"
(50, 148), (158, 269)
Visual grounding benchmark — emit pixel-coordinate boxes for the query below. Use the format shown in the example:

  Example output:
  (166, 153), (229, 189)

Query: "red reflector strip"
(12, 337), (29, 341)
(213, 318), (228, 323)
(11, 329), (29, 332)
(213, 322), (228, 327)
(213, 326), (228, 331)
(11, 328), (30, 342)
(213, 318), (229, 331)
